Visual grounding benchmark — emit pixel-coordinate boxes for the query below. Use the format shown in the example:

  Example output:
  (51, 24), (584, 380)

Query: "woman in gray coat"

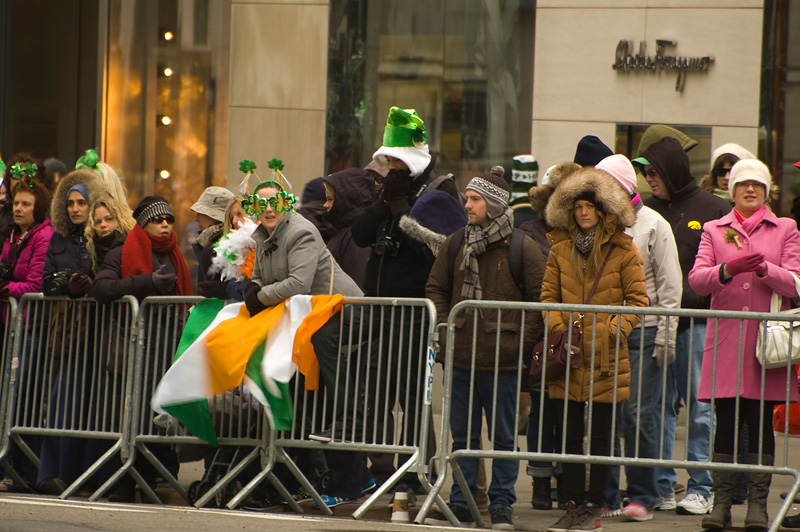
(241, 180), (374, 507)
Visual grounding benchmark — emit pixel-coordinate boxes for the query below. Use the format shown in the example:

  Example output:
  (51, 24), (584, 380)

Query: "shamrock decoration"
(0, 157), (5, 177)
(267, 158), (284, 172)
(724, 229), (742, 250)
(239, 159), (257, 174)
(10, 162), (38, 183)
(241, 194), (268, 217)
(76, 149), (100, 170)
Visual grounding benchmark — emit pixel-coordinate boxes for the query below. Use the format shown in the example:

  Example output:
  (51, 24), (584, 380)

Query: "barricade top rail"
(448, 299), (800, 322)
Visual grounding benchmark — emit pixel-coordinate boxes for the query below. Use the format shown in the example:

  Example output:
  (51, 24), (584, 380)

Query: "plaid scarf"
(459, 210), (513, 301)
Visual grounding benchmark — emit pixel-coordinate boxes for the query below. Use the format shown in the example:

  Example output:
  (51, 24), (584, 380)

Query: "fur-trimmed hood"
(545, 167), (636, 232)
(50, 169), (107, 236)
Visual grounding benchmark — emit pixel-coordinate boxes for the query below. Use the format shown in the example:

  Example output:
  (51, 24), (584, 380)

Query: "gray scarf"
(460, 209), (513, 301)
(574, 230), (595, 256)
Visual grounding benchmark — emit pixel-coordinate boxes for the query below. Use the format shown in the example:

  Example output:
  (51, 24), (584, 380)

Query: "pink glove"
(726, 252), (765, 277)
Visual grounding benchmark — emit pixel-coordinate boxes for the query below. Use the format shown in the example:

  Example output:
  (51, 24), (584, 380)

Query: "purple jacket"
(0, 219), (54, 299)
(688, 209), (800, 403)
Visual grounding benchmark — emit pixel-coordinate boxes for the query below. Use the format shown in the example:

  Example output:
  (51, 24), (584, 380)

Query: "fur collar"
(50, 169), (107, 236)
(545, 167), (636, 232)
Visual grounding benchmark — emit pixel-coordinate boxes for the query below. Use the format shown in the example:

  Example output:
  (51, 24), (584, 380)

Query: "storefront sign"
(612, 39), (714, 92)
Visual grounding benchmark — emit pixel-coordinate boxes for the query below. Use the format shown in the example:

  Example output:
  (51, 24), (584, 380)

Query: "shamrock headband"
(237, 157), (293, 197)
(241, 188), (296, 216)
(10, 162), (39, 189)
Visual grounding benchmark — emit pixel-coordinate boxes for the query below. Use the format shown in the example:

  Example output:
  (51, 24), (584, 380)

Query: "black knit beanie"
(574, 135), (614, 167)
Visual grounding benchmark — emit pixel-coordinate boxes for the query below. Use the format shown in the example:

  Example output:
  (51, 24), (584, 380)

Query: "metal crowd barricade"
(129, 296), (266, 508)
(0, 297), (18, 460)
(416, 300), (800, 532)
(227, 296), (446, 518)
(0, 294), (138, 500)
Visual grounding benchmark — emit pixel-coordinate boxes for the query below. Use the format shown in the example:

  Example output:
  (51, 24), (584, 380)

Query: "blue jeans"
(449, 368), (518, 511)
(655, 323), (713, 497)
(606, 326), (663, 510)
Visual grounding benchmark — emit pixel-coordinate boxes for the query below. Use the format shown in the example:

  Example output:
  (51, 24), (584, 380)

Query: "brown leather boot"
(702, 454), (736, 530)
(744, 453), (773, 530)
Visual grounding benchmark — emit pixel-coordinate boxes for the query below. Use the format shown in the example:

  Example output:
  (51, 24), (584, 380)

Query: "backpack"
(446, 226), (526, 292)
(423, 173), (468, 206)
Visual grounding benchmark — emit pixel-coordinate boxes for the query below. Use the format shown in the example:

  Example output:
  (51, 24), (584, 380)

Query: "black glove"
(0, 280), (9, 298)
(67, 273), (93, 297)
(198, 280), (226, 299)
(381, 169), (411, 201)
(151, 264), (177, 294)
(243, 281), (267, 316)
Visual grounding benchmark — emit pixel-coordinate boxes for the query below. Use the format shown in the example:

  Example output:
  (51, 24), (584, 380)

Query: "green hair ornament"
(76, 149), (100, 170)
(237, 159), (261, 195)
(10, 162), (39, 189)
(0, 157), (5, 177)
(267, 158), (293, 191)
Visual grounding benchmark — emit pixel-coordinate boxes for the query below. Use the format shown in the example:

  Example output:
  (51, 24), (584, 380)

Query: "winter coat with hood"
(42, 169), (106, 295)
(323, 168), (376, 291)
(635, 125), (698, 200)
(251, 210), (362, 306)
(541, 168), (648, 403)
(351, 153), (458, 297)
(689, 208), (800, 403)
(642, 137), (732, 326)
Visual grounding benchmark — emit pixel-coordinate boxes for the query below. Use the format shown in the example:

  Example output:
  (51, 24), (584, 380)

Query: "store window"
(326, 1), (535, 188)
(103, 0), (230, 281)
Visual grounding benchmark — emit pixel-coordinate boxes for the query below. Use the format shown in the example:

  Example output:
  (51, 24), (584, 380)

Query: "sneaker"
(310, 494), (357, 509)
(309, 423), (361, 443)
(570, 502), (602, 531)
(620, 502), (653, 522)
(280, 486), (311, 505)
(676, 492), (713, 515)
(490, 506), (514, 530)
(361, 477), (376, 496)
(654, 494), (677, 511)
(601, 507), (621, 518)
(547, 501), (580, 532)
(0, 478), (27, 493)
(423, 504), (476, 528)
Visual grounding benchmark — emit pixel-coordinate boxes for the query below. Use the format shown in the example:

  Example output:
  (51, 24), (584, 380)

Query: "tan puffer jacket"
(541, 168), (648, 403)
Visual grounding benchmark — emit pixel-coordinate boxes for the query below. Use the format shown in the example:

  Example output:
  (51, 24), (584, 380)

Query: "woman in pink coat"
(688, 159), (800, 531)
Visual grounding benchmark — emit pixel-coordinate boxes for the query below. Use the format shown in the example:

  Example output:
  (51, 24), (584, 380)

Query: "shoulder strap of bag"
(584, 244), (616, 304)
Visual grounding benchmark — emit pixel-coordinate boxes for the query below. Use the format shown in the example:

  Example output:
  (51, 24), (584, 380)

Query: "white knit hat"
(711, 143), (755, 169)
(728, 159), (771, 197)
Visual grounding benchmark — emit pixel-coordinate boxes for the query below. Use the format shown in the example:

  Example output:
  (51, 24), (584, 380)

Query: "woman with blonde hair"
(85, 196), (136, 274)
(541, 167), (648, 532)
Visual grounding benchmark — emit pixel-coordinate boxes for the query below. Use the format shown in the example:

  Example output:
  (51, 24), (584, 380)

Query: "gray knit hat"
(466, 166), (510, 219)
(133, 195), (173, 228)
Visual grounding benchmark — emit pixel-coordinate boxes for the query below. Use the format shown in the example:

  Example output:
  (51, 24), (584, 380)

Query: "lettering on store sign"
(612, 39), (714, 92)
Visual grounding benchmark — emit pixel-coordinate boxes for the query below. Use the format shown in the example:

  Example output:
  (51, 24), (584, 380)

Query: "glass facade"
(325, 0), (535, 189)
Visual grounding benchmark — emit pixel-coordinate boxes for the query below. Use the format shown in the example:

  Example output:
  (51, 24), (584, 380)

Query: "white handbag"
(756, 274), (800, 368)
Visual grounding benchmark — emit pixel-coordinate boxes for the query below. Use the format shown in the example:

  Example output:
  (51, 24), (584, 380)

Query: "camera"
(374, 234), (401, 257)
(0, 260), (12, 282)
(43, 269), (73, 296)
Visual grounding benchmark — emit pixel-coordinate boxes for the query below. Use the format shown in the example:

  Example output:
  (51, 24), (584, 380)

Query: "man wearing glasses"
(633, 137), (731, 518)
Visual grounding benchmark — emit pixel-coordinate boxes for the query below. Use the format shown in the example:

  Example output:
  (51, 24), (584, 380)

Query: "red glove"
(726, 252), (765, 277)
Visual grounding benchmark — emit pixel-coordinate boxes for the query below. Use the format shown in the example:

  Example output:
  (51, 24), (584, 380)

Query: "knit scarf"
(575, 230), (595, 256)
(92, 230), (127, 275)
(121, 224), (193, 296)
(459, 210), (513, 301)
(734, 204), (767, 235)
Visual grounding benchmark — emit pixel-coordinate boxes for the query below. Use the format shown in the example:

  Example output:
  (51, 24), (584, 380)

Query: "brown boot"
(702, 454), (736, 530)
(744, 453), (773, 530)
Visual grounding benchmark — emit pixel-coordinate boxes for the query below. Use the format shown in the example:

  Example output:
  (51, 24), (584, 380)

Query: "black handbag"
(530, 245), (616, 383)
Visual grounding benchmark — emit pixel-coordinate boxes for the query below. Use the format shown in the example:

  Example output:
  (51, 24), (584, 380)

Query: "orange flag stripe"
(292, 294), (344, 390)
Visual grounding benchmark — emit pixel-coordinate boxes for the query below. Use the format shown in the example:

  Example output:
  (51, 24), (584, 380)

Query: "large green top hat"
(382, 107), (428, 149)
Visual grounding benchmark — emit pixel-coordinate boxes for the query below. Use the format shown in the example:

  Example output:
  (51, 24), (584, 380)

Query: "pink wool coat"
(688, 209), (800, 403)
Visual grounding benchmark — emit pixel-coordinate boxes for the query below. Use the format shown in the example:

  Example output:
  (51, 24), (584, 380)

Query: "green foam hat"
(382, 107), (428, 149)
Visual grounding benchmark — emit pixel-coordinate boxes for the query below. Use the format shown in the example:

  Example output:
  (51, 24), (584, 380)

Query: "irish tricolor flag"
(152, 294), (343, 445)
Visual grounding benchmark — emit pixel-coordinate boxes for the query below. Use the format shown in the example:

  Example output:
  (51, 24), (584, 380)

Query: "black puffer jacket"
(92, 246), (176, 304)
(351, 154), (458, 297)
(42, 169), (106, 295)
(642, 137), (732, 321)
